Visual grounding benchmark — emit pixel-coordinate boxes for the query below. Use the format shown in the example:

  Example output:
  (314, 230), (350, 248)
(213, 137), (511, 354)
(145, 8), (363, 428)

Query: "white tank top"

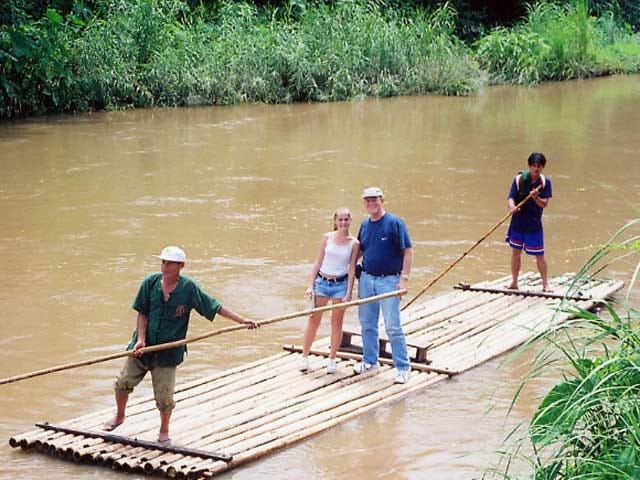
(320, 234), (354, 277)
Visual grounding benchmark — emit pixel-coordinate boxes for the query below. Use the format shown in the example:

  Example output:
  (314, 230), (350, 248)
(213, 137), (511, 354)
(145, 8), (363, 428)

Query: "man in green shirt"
(104, 246), (259, 444)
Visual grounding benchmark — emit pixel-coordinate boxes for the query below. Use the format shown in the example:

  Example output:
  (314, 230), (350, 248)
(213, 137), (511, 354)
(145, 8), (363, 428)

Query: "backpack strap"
(517, 172), (546, 192)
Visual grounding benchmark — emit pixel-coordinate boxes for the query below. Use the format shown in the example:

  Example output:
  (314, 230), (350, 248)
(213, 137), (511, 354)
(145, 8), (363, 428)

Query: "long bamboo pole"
(401, 186), (542, 311)
(0, 289), (405, 386)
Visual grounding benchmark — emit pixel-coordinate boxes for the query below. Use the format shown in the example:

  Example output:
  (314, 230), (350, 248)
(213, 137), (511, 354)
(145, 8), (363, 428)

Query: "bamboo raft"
(9, 272), (623, 479)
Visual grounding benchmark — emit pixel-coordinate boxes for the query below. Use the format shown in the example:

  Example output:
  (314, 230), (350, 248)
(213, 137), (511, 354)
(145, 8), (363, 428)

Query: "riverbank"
(1, 0), (639, 118)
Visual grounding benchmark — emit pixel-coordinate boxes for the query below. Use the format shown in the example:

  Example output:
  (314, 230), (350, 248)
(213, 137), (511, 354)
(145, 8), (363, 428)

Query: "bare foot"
(157, 432), (171, 445)
(542, 287), (553, 293)
(103, 417), (124, 431)
(505, 284), (519, 290)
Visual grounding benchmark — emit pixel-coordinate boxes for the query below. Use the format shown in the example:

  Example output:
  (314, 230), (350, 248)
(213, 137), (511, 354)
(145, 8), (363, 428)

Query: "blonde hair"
(333, 207), (352, 231)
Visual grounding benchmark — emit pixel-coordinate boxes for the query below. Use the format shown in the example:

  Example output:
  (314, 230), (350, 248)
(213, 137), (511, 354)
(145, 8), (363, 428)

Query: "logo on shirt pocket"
(175, 305), (186, 317)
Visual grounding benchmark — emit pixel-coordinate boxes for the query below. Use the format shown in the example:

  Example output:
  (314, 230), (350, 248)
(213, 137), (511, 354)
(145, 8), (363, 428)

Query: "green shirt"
(128, 273), (222, 367)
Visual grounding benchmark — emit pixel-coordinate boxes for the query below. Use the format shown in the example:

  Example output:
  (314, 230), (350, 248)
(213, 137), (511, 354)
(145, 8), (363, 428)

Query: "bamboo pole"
(401, 293), (500, 336)
(165, 368), (417, 477)
(283, 345), (456, 376)
(411, 294), (529, 347)
(1, 290), (405, 386)
(63, 354), (330, 467)
(401, 187), (542, 311)
(158, 369), (402, 476)
(197, 371), (449, 478)
(139, 362), (359, 471)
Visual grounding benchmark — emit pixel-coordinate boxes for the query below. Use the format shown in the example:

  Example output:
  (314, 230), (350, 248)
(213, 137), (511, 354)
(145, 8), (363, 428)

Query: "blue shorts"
(506, 227), (545, 256)
(314, 275), (348, 299)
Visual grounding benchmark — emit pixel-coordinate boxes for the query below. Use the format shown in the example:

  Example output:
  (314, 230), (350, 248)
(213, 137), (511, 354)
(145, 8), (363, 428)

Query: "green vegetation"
(489, 218), (640, 479)
(1, 0), (639, 118)
(476, 0), (640, 85)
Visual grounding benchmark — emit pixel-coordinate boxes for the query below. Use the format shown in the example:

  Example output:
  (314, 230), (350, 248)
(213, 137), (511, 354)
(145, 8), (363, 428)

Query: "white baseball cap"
(154, 246), (186, 263)
(361, 186), (384, 198)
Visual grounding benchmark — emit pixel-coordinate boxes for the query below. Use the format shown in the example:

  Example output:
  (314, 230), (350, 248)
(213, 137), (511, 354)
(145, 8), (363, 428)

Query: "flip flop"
(103, 419), (124, 432)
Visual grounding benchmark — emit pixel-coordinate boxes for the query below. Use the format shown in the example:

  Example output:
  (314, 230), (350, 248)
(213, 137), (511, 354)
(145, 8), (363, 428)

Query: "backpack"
(515, 171), (546, 205)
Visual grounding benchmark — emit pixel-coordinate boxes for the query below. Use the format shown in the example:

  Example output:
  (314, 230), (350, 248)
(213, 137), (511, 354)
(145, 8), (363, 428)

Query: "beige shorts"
(114, 356), (177, 413)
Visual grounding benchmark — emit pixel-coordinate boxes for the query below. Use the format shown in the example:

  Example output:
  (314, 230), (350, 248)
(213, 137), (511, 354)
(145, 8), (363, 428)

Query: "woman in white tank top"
(298, 207), (360, 374)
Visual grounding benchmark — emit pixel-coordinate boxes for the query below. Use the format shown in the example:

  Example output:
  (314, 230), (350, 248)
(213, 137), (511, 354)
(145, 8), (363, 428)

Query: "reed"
(488, 217), (640, 479)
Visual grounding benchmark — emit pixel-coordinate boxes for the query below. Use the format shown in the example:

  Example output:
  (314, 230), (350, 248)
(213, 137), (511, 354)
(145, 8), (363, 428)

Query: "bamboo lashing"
(401, 186), (542, 311)
(35, 422), (232, 462)
(282, 345), (455, 376)
(0, 289), (406, 386)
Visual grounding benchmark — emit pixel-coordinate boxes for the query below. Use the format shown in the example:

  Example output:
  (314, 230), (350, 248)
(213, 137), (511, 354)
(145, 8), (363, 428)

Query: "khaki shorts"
(114, 356), (177, 413)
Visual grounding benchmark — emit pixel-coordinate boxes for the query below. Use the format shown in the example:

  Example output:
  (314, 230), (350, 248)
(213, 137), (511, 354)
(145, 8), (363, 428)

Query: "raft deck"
(9, 273), (623, 479)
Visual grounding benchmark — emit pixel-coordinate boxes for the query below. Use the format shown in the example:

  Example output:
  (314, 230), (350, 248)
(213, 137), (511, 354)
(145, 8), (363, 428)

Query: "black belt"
(363, 270), (401, 278)
(317, 272), (348, 283)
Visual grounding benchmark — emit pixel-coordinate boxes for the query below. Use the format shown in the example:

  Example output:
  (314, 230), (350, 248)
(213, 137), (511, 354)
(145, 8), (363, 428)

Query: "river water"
(1, 75), (639, 479)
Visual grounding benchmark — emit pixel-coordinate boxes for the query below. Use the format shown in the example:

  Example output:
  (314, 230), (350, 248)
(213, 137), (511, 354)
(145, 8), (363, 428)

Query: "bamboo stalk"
(138, 362), (353, 471)
(140, 361), (358, 471)
(402, 189), (542, 312)
(67, 356), (322, 466)
(418, 295), (536, 348)
(197, 371), (449, 478)
(1, 290), (405, 386)
(454, 283), (594, 300)
(284, 345), (456, 376)
(161, 369), (403, 477)
(167, 368), (419, 477)
(9, 352), (288, 447)
(402, 292), (500, 335)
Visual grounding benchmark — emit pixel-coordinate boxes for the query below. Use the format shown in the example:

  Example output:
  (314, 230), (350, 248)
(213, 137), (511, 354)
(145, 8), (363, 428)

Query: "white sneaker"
(394, 369), (411, 384)
(298, 356), (309, 372)
(353, 362), (379, 375)
(326, 359), (337, 374)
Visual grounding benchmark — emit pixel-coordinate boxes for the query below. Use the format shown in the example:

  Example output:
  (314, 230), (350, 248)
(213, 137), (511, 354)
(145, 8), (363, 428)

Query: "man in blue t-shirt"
(354, 187), (413, 384)
(506, 152), (553, 291)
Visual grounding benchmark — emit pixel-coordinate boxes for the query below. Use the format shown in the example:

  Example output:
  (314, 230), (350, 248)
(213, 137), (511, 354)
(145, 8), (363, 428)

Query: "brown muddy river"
(1, 75), (639, 479)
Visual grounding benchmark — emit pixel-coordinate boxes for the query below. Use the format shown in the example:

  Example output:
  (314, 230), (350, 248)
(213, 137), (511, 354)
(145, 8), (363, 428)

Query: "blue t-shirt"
(508, 175), (552, 233)
(358, 212), (412, 276)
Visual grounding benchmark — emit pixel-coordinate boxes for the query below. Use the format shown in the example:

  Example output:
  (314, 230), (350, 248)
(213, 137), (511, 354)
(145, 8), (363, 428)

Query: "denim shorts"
(314, 275), (348, 299)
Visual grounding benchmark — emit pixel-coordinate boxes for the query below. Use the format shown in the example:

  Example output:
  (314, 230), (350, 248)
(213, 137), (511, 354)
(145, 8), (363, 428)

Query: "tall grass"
(2, 0), (639, 117)
(475, 0), (640, 86)
(488, 212), (640, 479)
(0, 0), (484, 117)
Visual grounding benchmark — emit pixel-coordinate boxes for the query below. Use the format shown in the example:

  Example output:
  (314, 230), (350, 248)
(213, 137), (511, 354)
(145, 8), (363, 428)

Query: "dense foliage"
(1, 0), (639, 118)
(476, 0), (640, 85)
